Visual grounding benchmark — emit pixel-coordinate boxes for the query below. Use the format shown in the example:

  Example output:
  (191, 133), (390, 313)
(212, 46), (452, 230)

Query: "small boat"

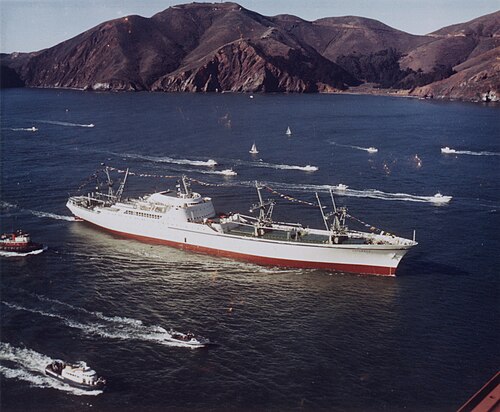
(431, 192), (452, 204)
(29, 126), (38, 132)
(302, 165), (318, 172)
(45, 360), (106, 390)
(249, 143), (259, 154)
(220, 169), (237, 176)
(206, 159), (218, 166)
(335, 184), (348, 191)
(441, 146), (456, 154)
(366, 147), (378, 153)
(168, 330), (210, 347)
(0, 231), (44, 253)
(285, 126), (292, 136)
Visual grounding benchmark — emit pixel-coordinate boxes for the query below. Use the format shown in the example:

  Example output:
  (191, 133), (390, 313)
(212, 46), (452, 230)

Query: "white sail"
(249, 143), (259, 154)
(285, 126), (292, 136)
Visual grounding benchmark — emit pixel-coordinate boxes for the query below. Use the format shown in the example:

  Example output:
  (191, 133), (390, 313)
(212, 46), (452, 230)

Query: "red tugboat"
(0, 230), (44, 253)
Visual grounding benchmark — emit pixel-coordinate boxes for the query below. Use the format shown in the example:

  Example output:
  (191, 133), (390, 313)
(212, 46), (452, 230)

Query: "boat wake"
(2, 297), (206, 349)
(111, 151), (218, 167)
(441, 147), (500, 156)
(0, 202), (75, 221)
(0, 342), (102, 395)
(11, 127), (38, 132)
(28, 210), (76, 221)
(251, 181), (452, 205)
(0, 247), (47, 258)
(330, 141), (378, 153)
(36, 120), (94, 128)
(246, 160), (318, 172)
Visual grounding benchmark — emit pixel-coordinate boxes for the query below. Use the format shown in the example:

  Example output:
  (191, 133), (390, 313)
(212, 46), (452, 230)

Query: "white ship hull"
(67, 200), (412, 276)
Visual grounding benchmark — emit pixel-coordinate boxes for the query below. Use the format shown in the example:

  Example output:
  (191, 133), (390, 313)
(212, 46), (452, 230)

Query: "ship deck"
(224, 224), (366, 245)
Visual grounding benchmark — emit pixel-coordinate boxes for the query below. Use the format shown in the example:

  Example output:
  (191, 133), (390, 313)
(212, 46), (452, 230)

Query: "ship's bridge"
(145, 191), (216, 222)
(146, 191), (204, 207)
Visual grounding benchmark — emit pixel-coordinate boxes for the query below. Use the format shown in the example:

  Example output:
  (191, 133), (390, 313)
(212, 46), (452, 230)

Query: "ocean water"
(0, 89), (498, 411)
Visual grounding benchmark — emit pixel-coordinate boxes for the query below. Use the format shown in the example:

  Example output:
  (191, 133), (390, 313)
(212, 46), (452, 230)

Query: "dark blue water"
(1, 89), (498, 411)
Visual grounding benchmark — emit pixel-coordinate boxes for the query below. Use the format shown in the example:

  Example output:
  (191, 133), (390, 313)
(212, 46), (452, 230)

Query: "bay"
(1, 89), (498, 411)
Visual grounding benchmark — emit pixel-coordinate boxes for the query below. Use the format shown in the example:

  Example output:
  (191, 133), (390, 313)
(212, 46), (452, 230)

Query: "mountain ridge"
(1, 2), (498, 101)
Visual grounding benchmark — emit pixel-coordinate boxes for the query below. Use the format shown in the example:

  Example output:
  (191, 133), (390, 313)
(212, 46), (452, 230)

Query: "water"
(1, 89), (498, 411)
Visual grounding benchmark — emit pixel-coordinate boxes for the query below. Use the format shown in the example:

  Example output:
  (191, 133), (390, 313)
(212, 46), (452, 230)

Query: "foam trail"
(2, 300), (204, 349)
(441, 147), (500, 156)
(0, 247), (47, 258)
(36, 120), (94, 128)
(0, 201), (75, 221)
(111, 151), (218, 167)
(330, 141), (378, 153)
(246, 160), (318, 172)
(29, 210), (76, 221)
(31, 293), (143, 326)
(249, 181), (452, 205)
(0, 342), (102, 395)
(11, 127), (38, 132)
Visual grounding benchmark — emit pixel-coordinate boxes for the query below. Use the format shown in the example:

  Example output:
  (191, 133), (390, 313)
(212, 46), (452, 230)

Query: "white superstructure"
(67, 169), (417, 275)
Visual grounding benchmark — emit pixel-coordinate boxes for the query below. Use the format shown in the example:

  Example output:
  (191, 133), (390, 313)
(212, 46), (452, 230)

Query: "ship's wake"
(0, 201), (75, 221)
(2, 297), (206, 349)
(11, 127), (38, 132)
(0, 342), (102, 395)
(239, 181), (452, 205)
(242, 160), (318, 172)
(110, 151), (218, 167)
(0, 247), (47, 258)
(329, 141), (378, 153)
(441, 147), (499, 156)
(36, 120), (94, 128)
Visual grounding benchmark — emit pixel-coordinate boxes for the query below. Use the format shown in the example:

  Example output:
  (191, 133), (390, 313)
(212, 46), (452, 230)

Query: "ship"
(0, 230), (44, 253)
(66, 167), (417, 276)
(45, 360), (106, 390)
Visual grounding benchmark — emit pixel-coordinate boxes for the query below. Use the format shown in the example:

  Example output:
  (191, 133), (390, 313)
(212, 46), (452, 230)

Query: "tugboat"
(168, 329), (211, 347)
(45, 360), (106, 390)
(0, 231), (43, 253)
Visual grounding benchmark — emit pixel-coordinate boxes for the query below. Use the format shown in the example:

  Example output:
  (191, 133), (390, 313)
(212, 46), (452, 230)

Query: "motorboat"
(366, 147), (378, 153)
(45, 360), (106, 390)
(168, 330), (211, 347)
(441, 147), (456, 154)
(335, 184), (348, 191)
(220, 169), (237, 176)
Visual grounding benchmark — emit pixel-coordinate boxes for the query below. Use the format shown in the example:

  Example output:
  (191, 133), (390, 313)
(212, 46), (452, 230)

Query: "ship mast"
(104, 167), (114, 198)
(251, 182), (275, 224)
(115, 168), (129, 201)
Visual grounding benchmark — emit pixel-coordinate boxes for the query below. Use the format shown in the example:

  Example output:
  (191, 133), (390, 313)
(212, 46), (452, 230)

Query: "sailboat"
(249, 142), (259, 154)
(285, 126), (292, 136)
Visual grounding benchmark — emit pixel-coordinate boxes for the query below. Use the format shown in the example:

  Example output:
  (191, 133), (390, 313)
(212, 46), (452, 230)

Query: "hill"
(1, 2), (498, 101)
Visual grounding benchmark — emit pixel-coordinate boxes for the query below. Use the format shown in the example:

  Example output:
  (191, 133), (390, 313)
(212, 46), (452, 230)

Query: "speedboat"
(168, 330), (211, 347)
(335, 184), (348, 191)
(45, 360), (106, 390)
(302, 165), (318, 172)
(366, 147), (378, 153)
(220, 169), (237, 176)
(441, 147), (456, 154)
(0, 231), (44, 253)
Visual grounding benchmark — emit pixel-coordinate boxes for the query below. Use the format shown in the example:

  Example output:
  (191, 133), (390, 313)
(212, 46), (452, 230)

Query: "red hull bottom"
(81, 220), (397, 276)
